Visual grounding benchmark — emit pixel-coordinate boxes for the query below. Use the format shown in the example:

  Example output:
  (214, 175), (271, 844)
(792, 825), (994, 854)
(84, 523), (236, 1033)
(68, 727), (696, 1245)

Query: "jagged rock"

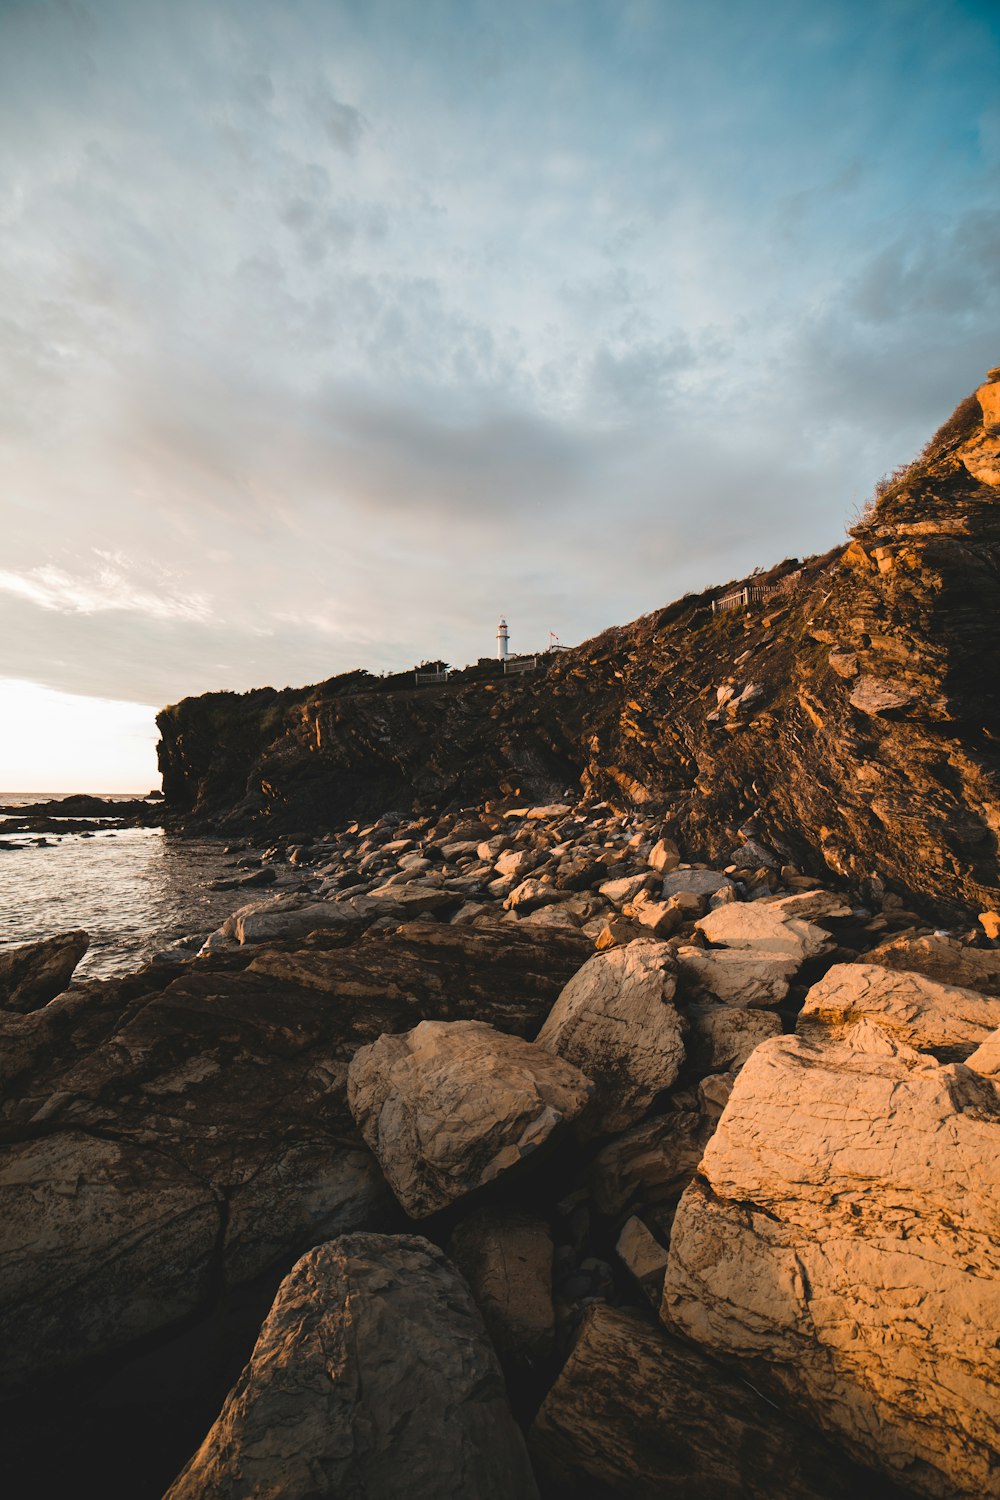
(529, 1303), (871, 1500)
(695, 901), (834, 961)
(165, 1234), (538, 1500)
(495, 847), (537, 879)
(762, 889), (852, 922)
(648, 836), (681, 872)
(599, 872), (656, 904)
(627, 890), (683, 937)
(663, 1023), (1000, 1500)
(966, 1028), (1000, 1078)
(347, 1019), (592, 1216)
(535, 940), (685, 1136)
(615, 1215), (668, 1304)
(675, 944), (798, 1006)
(504, 877), (562, 912)
(588, 1099), (715, 1235)
(686, 1000), (782, 1074)
(594, 915), (645, 950)
(0, 930), (89, 1012)
(449, 1208), (555, 1363)
(863, 932), (1000, 994)
(798, 961), (1000, 1058)
(222, 895), (362, 944)
(0, 1130), (220, 1395)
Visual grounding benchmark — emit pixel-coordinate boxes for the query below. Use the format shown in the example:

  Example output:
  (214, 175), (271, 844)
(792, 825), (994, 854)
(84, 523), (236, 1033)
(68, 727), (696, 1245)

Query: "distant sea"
(0, 793), (241, 980)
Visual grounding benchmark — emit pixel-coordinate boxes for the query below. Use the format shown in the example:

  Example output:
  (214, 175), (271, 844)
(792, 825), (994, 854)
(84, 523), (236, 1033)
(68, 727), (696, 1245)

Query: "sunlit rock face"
(662, 1023), (1000, 1500)
(158, 372), (1000, 923)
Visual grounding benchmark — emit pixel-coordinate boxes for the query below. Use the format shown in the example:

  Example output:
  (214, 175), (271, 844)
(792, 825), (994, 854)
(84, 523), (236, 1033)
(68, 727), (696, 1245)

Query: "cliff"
(157, 370), (1000, 922)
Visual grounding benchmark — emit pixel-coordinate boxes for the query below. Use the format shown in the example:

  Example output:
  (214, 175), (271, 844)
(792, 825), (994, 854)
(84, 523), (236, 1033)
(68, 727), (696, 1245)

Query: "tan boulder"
(761, 889), (852, 922)
(663, 1023), (1000, 1499)
(347, 1019), (592, 1216)
(863, 932), (1000, 994)
(798, 962), (1000, 1057)
(965, 1027), (1000, 1079)
(535, 940), (685, 1136)
(648, 836), (681, 873)
(165, 1234), (538, 1500)
(686, 1001), (782, 1074)
(530, 1303), (866, 1500)
(675, 944), (798, 1007)
(695, 902), (833, 961)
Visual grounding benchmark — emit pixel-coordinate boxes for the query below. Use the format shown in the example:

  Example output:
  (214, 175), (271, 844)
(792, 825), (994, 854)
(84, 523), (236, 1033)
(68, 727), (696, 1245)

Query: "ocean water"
(0, 794), (243, 980)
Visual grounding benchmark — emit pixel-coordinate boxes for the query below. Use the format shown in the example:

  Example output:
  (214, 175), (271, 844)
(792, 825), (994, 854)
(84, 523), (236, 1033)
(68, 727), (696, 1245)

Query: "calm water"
(0, 794), (243, 980)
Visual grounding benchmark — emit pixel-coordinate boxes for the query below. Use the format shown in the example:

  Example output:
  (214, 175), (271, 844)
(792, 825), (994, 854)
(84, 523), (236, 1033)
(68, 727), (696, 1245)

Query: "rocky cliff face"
(158, 371), (1000, 921)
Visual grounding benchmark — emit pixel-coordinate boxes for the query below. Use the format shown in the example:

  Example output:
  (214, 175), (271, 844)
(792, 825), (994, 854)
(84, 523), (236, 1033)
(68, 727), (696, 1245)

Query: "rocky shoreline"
(2, 794), (998, 1498)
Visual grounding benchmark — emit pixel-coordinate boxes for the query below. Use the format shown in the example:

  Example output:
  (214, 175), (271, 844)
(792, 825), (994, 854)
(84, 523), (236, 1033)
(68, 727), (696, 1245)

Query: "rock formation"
(164, 1234), (538, 1499)
(0, 930), (89, 1011)
(663, 1023), (1000, 1499)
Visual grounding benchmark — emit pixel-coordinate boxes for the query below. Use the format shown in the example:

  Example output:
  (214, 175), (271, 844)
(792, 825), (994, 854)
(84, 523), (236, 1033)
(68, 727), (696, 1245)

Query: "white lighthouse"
(496, 616), (509, 661)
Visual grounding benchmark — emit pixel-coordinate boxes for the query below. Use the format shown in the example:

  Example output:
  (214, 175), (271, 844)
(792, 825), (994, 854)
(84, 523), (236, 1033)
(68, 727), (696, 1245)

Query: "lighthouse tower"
(496, 617), (509, 661)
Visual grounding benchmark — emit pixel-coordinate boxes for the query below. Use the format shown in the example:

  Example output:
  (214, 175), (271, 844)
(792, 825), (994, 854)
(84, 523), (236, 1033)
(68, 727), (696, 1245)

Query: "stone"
(223, 895), (361, 945)
(594, 915), (645, 950)
(729, 837), (781, 870)
(347, 1019), (592, 1216)
(526, 803), (571, 820)
(599, 872), (656, 905)
(627, 891), (682, 937)
(798, 962), (1000, 1059)
(686, 1001), (782, 1074)
(0, 1130), (220, 1395)
(663, 1023), (1000, 1500)
(165, 1234), (538, 1500)
(660, 868), (733, 901)
(762, 889), (852, 922)
(588, 1102), (713, 1233)
(530, 1303), (868, 1500)
(675, 945), (798, 1007)
(503, 877), (562, 912)
(966, 1028), (1000, 1079)
(849, 675), (916, 715)
(648, 836), (681, 872)
(615, 1215), (668, 1304)
(980, 910), (1000, 941)
(0, 930), (89, 1013)
(494, 847), (537, 879)
(864, 932), (1000, 994)
(695, 901), (833, 961)
(535, 940), (685, 1136)
(449, 1209), (555, 1363)
(828, 646), (859, 678)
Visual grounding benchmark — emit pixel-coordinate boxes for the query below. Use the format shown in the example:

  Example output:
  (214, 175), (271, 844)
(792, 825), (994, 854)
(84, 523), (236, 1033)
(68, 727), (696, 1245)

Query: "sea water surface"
(0, 793), (243, 979)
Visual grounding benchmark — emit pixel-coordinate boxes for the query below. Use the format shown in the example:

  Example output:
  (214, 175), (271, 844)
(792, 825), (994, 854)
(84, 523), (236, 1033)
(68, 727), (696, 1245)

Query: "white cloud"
(0, 558), (213, 623)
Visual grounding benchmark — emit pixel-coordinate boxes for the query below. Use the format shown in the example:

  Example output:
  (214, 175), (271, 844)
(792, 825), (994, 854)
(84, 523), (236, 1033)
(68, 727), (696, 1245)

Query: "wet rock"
(165, 1234), (538, 1500)
(663, 1023), (1000, 1500)
(535, 940), (685, 1137)
(0, 930), (89, 1013)
(798, 961), (1000, 1059)
(449, 1208), (555, 1364)
(530, 1303), (868, 1500)
(347, 1019), (592, 1216)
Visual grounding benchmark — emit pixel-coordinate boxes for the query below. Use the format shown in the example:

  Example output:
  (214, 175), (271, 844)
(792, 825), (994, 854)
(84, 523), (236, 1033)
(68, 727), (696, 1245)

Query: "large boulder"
(449, 1209), (555, 1364)
(663, 1022), (1000, 1500)
(686, 1001), (782, 1074)
(0, 930), (89, 1012)
(695, 902), (834, 961)
(0, 1131), (219, 1395)
(165, 1234), (539, 1500)
(529, 1303), (874, 1500)
(864, 933), (1000, 995)
(675, 945), (798, 1007)
(347, 1019), (592, 1216)
(535, 940), (685, 1136)
(798, 962), (1000, 1059)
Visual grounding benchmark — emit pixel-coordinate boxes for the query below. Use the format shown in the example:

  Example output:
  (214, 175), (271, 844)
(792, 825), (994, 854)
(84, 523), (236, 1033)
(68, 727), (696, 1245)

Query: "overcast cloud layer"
(2, 0), (999, 716)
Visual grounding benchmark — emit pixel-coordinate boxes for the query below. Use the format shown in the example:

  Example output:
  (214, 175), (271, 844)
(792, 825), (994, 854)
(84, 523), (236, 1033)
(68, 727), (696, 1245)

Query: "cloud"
(0, 558), (213, 623)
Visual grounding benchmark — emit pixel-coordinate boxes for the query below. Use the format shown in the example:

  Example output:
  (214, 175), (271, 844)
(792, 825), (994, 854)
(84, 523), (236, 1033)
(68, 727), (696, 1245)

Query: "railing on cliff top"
(414, 668), (450, 685)
(712, 569), (803, 615)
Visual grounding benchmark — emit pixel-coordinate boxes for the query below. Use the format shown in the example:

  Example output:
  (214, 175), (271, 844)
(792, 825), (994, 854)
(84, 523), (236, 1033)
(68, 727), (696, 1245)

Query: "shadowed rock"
(0, 930), (89, 1012)
(165, 1234), (539, 1500)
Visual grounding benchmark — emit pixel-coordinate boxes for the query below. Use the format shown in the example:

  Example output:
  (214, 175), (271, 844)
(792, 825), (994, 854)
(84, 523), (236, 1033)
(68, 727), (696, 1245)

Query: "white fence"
(712, 570), (802, 615)
(414, 668), (449, 685)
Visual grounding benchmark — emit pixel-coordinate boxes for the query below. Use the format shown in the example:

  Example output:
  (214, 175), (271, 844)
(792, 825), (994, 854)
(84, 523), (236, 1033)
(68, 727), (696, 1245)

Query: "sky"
(1, 0), (998, 790)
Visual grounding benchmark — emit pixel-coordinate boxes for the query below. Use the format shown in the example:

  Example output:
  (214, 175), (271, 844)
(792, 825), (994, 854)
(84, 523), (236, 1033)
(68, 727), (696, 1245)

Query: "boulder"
(495, 847), (537, 879)
(0, 930), (89, 1012)
(615, 1216), (668, 1305)
(223, 895), (362, 944)
(762, 889), (852, 922)
(966, 1028), (1000, 1079)
(863, 933), (1000, 995)
(503, 877), (562, 912)
(347, 1019), (592, 1216)
(686, 1001), (782, 1074)
(535, 940), (685, 1136)
(663, 1023), (1000, 1500)
(599, 872), (656, 905)
(648, 836), (681, 872)
(661, 868), (732, 901)
(449, 1209), (555, 1363)
(798, 962), (1000, 1059)
(588, 1098), (714, 1235)
(675, 944), (798, 1007)
(530, 1303), (870, 1500)
(165, 1234), (538, 1500)
(695, 902), (833, 961)
(0, 1131), (220, 1395)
